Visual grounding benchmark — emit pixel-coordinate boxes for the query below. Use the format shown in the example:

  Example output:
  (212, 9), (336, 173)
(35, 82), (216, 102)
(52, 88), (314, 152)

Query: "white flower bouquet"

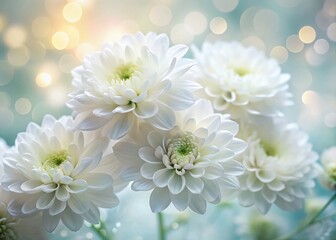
(0, 32), (334, 240)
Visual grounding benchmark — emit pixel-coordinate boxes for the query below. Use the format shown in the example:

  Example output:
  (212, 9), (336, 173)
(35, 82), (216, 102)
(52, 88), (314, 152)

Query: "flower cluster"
(0, 32), (322, 238)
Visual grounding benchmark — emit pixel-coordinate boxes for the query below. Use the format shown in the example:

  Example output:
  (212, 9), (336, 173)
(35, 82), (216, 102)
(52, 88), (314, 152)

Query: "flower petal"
(149, 187), (171, 212)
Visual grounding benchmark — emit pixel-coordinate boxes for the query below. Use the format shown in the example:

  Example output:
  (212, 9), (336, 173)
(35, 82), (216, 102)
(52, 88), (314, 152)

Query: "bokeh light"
(36, 72), (52, 88)
(52, 31), (69, 50)
(299, 26), (316, 44)
(210, 17), (227, 35)
(3, 25), (26, 48)
(63, 2), (83, 23)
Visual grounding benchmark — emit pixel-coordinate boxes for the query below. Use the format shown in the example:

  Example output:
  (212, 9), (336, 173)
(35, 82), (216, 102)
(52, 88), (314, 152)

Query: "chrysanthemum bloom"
(191, 42), (292, 119)
(111, 100), (246, 214)
(67, 32), (200, 140)
(0, 139), (48, 240)
(237, 117), (320, 214)
(1, 115), (119, 232)
(319, 146), (336, 191)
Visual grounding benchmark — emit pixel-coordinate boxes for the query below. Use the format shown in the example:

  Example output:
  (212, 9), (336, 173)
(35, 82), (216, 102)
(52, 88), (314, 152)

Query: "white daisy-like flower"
(1, 115), (119, 232)
(67, 32), (200, 140)
(191, 41), (292, 119)
(237, 116), (320, 214)
(319, 146), (336, 191)
(111, 100), (247, 214)
(0, 139), (48, 240)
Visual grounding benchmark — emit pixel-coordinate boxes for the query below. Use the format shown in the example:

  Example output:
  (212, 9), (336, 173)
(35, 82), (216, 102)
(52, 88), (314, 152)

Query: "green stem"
(157, 212), (166, 240)
(277, 192), (336, 240)
(91, 222), (112, 240)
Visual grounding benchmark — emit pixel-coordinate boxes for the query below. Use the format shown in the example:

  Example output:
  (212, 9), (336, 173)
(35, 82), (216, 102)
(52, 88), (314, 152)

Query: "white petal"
(109, 114), (134, 140)
(160, 89), (194, 111)
(83, 205), (100, 224)
(87, 186), (119, 208)
(139, 147), (160, 163)
(256, 169), (276, 183)
(149, 187), (171, 212)
(131, 179), (155, 191)
(56, 185), (70, 201)
(61, 207), (84, 231)
(134, 101), (159, 119)
(228, 139), (247, 154)
(43, 211), (61, 232)
(68, 193), (90, 214)
(170, 189), (189, 211)
(221, 160), (244, 176)
(247, 174), (264, 192)
(254, 193), (272, 214)
(267, 179), (285, 191)
(148, 104), (175, 130)
(36, 193), (55, 210)
(153, 168), (174, 187)
(140, 163), (162, 179)
(21, 179), (42, 192)
(168, 174), (186, 195)
(202, 179), (221, 204)
(238, 191), (254, 207)
(185, 173), (204, 194)
(189, 194), (206, 214)
(67, 179), (88, 193)
(49, 200), (67, 216)
(85, 173), (112, 190)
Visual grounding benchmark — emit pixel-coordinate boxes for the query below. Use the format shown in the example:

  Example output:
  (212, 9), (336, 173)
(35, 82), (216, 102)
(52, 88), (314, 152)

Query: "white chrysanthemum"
(67, 32), (200, 140)
(111, 100), (247, 214)
(1, 115), (119, 232)
(192, 42), (292, 119)
(0, 139), (48, 240)
(237, 117), (320, 214)
(319, 146), (336, 191)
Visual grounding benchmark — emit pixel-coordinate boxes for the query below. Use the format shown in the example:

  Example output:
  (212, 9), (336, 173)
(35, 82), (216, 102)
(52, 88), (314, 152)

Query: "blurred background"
(0, 0), (335, 239)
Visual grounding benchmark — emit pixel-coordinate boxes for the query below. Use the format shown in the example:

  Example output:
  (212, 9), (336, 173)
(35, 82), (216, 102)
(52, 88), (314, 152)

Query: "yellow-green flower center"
(168, 134), (199, 174)
(43, 150), (68, 169)
(261, 142), (277, 157)
(115, 63), (137, 80)
(234, 67), (249, 77)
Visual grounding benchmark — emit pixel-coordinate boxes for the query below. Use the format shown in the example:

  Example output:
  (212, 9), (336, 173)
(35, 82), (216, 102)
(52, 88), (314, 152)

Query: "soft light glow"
(3, 25), (26, 48)
(270, 46), (288, 64)
(327, 23), (336, 41)
(210, 17), (227, 34)
(36, 72), (52, 88)
(7, 46), (30, 67)
(184, 11), (208, 35)
(299, 26), (316, 44)
(63, 2), (83, 23)
(314, 39), (329, 54)
(32, 17), (52, 38)
(15, 98), (32, 115)
(170, 24), (194, 44)
(325, 112), (336, 128)
(149, 5), (172, 27)
(302, 90), (319, 105)
(286, 35), (304, 53)
(75, 43), (95, 60)
(213, 0), (239, 12)
(47, 86), (67, 106)
(52, 31), (69, 50)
